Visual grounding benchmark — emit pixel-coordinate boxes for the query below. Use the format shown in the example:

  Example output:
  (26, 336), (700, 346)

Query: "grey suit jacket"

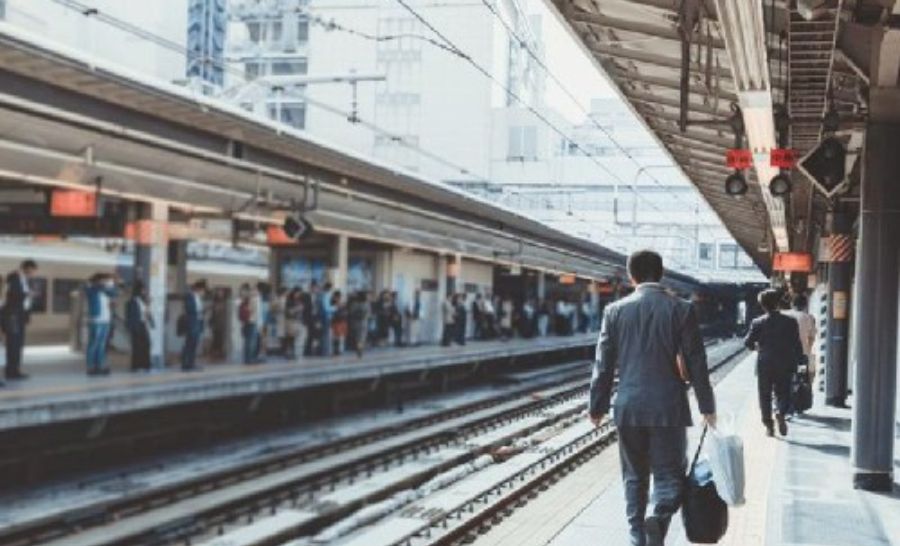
(588, 283), (715, 427)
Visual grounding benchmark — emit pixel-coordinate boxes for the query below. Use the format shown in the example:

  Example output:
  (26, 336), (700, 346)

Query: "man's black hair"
(792, 293), (808, 311)
(627, 250), (664, 284)
(21, 259), (37, 270)
(758, 289), (781, 312)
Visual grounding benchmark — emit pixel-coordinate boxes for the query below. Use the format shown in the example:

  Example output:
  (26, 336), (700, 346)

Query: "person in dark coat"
(589, 250), (715, 546)
(744, 288), (805, 437)
(1, 259), (38, 382)
(181, 279), (207, 371)
(126, 280), (153, 372)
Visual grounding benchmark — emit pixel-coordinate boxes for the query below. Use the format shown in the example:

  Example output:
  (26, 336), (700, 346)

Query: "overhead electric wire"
(392, 0), (673, 218)
(476, 0), (720, 236)
(46, 0), (667, 260)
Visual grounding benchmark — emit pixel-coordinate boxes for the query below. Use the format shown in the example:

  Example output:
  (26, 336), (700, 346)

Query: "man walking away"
(745, 289), (804, 436)
(182, 280), (207, 371)
(589, 250), (716, 546)
(783, 293), (817, 383)
(1, 259), (38, 381)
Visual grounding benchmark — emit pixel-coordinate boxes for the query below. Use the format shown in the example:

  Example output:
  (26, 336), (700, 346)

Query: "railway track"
(1, 362), (596, 546)
(3, 339), (744, 546)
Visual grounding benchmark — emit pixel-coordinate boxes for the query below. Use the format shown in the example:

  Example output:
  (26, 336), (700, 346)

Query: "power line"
(392, 0), (670, 217)
(476, 0), (719, 226)
(48, 0), (490, 184)
(44, 0), (670, 258)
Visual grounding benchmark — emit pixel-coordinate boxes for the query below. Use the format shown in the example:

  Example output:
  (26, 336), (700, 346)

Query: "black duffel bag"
(682, 425), (729, 544)
(792, 365), (813, 413)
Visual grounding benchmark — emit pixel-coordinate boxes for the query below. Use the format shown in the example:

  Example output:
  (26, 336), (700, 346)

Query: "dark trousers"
(441, 323), (454, 346)
(130, 326), (151, 371)
(617, 426), (687, 546)
(3, 317), (25, 378)
(181, 326), (201, 369)
(455, 318), (466, 345)
(758, 366), (792, 426)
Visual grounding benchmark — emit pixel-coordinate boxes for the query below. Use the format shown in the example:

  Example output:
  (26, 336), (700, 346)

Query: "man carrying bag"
(589, 250), (716, 546)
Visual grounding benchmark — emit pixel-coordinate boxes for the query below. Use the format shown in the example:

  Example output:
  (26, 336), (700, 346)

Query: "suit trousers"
(757, 366), (791, 426)
(617, 425), (687, 546)
(130, 326), (151, 371)
(3, 316), (25, 377)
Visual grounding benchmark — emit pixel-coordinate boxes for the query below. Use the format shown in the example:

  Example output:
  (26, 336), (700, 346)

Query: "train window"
(29, 277), (48, 314)
(52, 278), (83, 314)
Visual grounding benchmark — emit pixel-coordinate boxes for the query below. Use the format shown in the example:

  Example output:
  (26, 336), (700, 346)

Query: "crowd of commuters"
(0, 259), (602, 380)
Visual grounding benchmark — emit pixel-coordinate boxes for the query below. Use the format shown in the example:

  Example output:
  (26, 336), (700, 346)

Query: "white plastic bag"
(704, 415), (745, 506)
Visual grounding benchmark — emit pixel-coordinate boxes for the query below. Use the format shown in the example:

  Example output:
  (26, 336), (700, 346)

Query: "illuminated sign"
(266, 225), (295, 246)
(559, 274), (576, 285)
(770, 148), (797, 168)
(726, 149), (753, 170)
(50, 190), (97, 217)
(772, 252), (813, 273)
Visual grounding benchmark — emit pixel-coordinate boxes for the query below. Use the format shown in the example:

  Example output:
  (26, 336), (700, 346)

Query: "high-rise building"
(187, 0), (228, 92)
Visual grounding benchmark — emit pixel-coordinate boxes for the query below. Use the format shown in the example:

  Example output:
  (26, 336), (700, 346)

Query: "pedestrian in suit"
(182, 279), (207, 371)
(126, 280), (153, 372)
(744, 289), (804, 437)
(589, 250), (716, 546)
(84, 273), (118, 376)
(1, 259), (38, 382)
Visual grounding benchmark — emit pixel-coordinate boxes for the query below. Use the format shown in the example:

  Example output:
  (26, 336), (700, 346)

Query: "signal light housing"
(769, 173), (793, 196)
(725, 171), (749, 196)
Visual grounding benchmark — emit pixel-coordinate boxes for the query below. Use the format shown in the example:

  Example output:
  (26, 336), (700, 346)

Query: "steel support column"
(851, 119), (900, 492)
(133, 201), (169, 370)
(825, 211), (852, 407)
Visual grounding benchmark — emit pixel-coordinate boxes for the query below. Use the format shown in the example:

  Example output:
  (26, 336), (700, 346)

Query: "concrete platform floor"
(0, 333), (596, 431)
(472, 353), (900, 546)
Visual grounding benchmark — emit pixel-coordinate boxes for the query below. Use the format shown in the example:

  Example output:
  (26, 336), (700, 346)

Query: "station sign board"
(266, 225), (295, 246)
(50, 190), (97, 217)
(772, 252), (813, 273)
(559, 274), (576, 285)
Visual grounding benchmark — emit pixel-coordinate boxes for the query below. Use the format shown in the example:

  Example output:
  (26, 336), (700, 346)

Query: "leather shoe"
(645, 516), (664, 546)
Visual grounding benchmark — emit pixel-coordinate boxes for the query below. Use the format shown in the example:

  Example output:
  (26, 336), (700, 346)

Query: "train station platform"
(0, 333), (596, 432)
(473, 352), (900, 546)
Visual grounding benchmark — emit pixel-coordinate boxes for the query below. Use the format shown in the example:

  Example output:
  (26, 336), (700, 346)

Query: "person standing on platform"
(471, 293), (483, 340)
(84, 273), (118, 376)
(126, 280), (153, 372)
(499, 298), (514, 340)
(537, 299), (550, 337)
(454, 293), (468, 346)
(744, 288), (804, 437)
(348, 291), (369, 358)
(330, 290), (347, 356)
(209, 288), (228, 361)
(181, 279), (207, 371)
(271, 286), (287, 356)
(238, 283), (259, 365)
(589, 250), (716, 546)
(441, 294), (456, 347)
(318, 282), (334, 357)
(303, 282), (318, 357)
(387, 291), (404, 347)
(784, 293), (817, 382)
(405, 289), (422, 347)
(1, 259), (38, 382)
(283, 287), (304, 360)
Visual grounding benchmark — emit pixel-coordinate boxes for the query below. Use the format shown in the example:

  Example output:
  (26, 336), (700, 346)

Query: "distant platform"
(0, 334), (596, 432)
(471, 353), (900, 546)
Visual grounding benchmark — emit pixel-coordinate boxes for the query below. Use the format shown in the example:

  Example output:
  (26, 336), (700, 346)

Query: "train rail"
(3, 339), (743, 546)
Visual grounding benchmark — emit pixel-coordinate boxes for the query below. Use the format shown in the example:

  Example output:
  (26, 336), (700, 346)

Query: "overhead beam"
(612, 69), (739, 102)
(625, 89), (732, 118)
(587, 41), (734, 79)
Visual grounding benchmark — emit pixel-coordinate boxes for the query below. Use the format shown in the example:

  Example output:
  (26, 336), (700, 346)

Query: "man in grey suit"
(589, 250), (716, 546)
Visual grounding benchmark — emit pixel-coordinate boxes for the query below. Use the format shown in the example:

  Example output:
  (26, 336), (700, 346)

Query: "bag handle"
(688, 424), (708, 475)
